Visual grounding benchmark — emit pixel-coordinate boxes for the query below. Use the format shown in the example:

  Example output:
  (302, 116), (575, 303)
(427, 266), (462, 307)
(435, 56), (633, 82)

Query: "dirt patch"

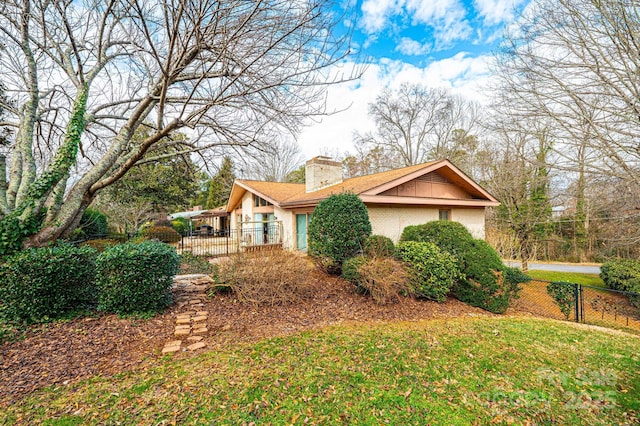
(0, 269), (491, 406)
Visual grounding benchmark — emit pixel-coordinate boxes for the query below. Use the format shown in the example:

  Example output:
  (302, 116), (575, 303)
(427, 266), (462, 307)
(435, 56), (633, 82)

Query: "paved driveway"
(505, 261), (601, 274)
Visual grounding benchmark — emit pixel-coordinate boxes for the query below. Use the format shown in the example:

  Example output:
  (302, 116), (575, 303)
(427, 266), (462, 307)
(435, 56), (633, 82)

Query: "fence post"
(574, 283), (580, 323)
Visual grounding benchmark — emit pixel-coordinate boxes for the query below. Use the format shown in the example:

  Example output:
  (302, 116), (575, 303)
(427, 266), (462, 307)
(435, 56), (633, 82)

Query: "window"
(439, 209), (451, 221)
(253, 195), (272, 207)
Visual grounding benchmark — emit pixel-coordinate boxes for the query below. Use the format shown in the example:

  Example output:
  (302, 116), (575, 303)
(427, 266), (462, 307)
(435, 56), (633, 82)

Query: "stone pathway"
(162, 274), (215, 354)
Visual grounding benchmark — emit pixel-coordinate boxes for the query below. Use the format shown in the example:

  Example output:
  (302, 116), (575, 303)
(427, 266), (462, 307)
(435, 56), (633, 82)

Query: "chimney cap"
(306, 156), (341, 166)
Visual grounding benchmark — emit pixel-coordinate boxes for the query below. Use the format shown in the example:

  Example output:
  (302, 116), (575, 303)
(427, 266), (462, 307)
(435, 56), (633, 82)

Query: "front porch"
(176, 221), (283, 257)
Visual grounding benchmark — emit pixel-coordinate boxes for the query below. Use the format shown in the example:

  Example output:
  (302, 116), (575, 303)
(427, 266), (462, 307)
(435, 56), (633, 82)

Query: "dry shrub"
(217, 249), (312, 306)
(357, 257), (412, 305)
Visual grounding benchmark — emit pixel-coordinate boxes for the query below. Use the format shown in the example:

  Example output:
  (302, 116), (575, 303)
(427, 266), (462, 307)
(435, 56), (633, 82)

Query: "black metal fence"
(512, 280), (640, 334)
(177, 224), (283, 257)
(82, 223), (283, 257)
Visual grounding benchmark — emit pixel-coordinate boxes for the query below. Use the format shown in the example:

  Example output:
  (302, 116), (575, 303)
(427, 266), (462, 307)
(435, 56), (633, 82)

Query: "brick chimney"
(305, 156), (343, 193)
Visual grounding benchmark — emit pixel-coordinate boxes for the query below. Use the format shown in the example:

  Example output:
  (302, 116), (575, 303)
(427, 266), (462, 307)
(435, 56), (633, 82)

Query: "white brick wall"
(367, 206), (486, 242)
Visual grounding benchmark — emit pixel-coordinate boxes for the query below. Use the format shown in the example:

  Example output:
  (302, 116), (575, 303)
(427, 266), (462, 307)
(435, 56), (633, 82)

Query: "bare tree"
(240, 138), (304, 182)
(0, 0), (359, 253)
(354, 83), (482, 167)
(493, 0), (640, 186)
(486, 118), (553, 272)
(341, 141), (402, 178)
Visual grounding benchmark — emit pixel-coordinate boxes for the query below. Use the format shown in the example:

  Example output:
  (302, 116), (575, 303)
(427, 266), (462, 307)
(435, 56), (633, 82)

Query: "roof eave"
(359, 194), (500, 207)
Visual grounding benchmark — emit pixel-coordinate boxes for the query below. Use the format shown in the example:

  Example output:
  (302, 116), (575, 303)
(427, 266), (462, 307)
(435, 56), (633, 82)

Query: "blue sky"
(297, 0), (529, 158)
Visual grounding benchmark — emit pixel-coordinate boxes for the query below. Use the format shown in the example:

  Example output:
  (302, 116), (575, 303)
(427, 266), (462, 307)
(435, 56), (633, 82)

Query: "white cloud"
(361, 0), (473, 52)
(406, 0), (463, 24)
(473, 0), (527, 26)
(360, 0), (401, 33)
(395, 37), (431, 55)
(296, 53), (494, 159)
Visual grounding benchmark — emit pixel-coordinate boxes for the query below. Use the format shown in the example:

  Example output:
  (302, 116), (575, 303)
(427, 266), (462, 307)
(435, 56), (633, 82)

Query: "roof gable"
(226, 159), (499, 211)
(378, 171), (474, 199)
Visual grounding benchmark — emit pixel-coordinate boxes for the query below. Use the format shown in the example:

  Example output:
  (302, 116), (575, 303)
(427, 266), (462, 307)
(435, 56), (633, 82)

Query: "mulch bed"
(0, 270), (492, 406)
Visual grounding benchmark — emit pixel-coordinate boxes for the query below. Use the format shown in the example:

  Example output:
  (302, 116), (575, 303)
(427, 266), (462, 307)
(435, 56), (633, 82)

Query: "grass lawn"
(527, 270), (605, 287)
(3, 317), (639, 425)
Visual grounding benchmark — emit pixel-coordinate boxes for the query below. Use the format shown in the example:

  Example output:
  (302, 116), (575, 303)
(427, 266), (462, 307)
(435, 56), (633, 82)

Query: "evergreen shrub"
(308, 193), (371, 273)
(547, 281), (576, 319)
(400, 220), (474, 258)
(342, 256), (368, 286)
(0, 243), (97, 324)
(95, 241), (179, 315)
(396, 241), (462, 302)
(600, 259), (640, 293)
(399, 220), (527, 313)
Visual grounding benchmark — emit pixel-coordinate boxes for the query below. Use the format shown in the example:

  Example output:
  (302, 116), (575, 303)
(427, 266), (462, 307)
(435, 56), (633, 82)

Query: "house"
(225, 156), (500, 251)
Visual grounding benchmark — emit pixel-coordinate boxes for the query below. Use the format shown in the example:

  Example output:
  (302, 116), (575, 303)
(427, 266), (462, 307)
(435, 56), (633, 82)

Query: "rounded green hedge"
(400, 220), (474, 260)
(600, 259), (640, 293)
(95, 240), (179, 315)
(399, 220), (527, 313)
(396, 241), (462, 302)
(308, 193), (371, 273)
(0, 243), (97, 324)
(453, 239), (515, 313)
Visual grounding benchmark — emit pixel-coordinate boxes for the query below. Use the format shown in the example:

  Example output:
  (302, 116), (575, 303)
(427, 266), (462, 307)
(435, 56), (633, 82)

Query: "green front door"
(296, 214), (307, 251)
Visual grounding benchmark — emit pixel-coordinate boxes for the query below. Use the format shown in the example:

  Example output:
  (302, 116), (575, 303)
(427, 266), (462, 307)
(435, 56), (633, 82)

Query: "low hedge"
(0, 243), (97, 324)
(396, 241), (462, 302)
(600, 259), (640, 293)
(95, 241), (179, 315)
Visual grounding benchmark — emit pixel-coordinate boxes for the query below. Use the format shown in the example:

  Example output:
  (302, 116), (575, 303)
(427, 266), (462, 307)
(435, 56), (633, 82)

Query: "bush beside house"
(396, 241), (462, 302)
(342, 255), (411, 304)
(308, 193), (372, 274)
(400, 220), (528, 313)
(216, 250), (312, 306)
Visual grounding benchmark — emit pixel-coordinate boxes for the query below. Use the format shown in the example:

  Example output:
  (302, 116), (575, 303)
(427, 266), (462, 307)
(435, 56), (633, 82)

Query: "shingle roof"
(287, 162), (437, 203)
(233, 180), (306, 204)
(228, 159), (498, 210)
(232, 162), (437, 205)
